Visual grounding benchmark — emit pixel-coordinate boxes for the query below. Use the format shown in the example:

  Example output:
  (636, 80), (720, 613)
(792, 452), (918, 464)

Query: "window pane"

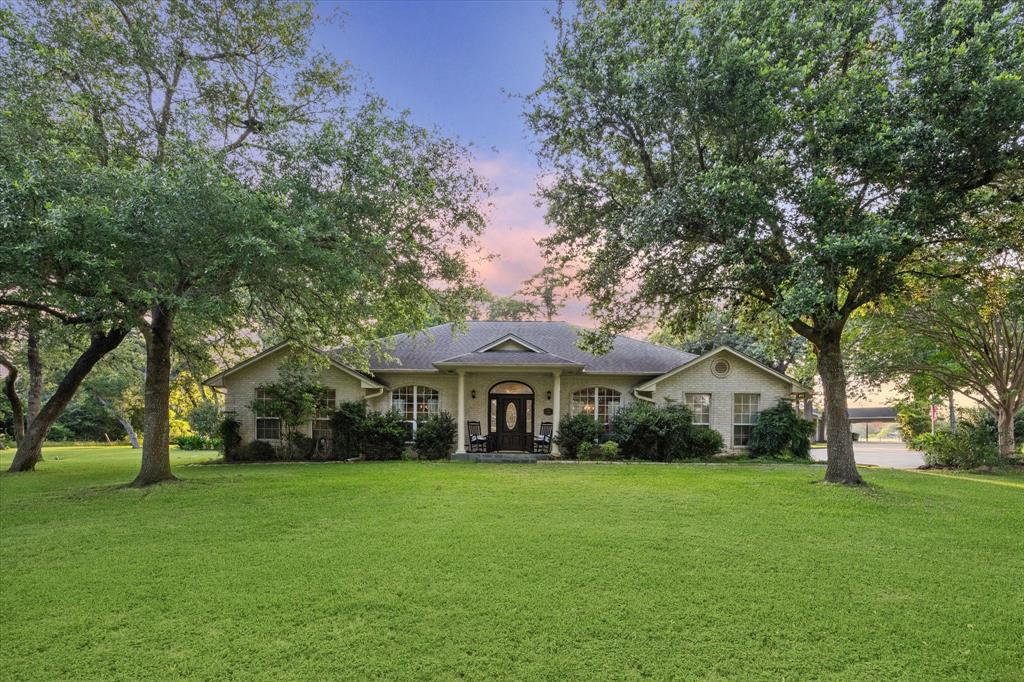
(571, 389), (595, 417)
(312, 418), (332, 441)
(254, 388), (276, 417)
(505, 402), (518, 430)
(733, 393), (760, 425)
(491, 382), (533, 394)
(686, 393), (711, 426)
(391, 386), (415, 421)
(417, 386), (440, 416)
(315, 389), (336, 418)
(733, 394), (760, 446)
(596, 387), (621, 425)
(256, 417), (280, 440)
(490, 399), (497, 431)
(733, 425), (754, 446)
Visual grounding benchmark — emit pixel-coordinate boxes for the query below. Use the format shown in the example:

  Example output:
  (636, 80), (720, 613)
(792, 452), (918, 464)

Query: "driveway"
(813, 441), (924, 469)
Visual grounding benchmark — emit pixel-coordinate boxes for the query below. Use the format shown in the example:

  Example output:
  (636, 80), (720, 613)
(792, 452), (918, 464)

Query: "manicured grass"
(2, 447), (1022, 680)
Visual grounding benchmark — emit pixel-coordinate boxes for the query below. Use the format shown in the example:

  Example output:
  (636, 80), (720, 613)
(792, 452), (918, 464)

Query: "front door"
(494, 395), (531, 451)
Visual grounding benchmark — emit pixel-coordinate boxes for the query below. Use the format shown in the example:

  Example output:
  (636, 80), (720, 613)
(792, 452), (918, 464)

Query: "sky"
(314, 1), (588, 322)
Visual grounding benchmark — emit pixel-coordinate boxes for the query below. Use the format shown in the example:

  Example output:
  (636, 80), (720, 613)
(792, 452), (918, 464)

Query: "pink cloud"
(470, 153), (593, 327)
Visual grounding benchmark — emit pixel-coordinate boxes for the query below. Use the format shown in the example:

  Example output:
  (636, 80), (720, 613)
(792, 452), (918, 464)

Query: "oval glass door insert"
(505, 402), (518, 430)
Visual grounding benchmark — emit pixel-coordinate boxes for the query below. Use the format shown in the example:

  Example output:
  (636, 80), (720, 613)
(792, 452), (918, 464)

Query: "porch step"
(452, 452), (551, 464)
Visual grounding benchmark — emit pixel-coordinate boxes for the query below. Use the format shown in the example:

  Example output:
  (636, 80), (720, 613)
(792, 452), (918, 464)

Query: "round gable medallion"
(711, 357), (731, 378)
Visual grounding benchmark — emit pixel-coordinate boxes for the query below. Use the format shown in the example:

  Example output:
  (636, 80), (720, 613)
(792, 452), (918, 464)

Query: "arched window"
(571, 387), (622, 426)
(391, 385), (440, 433)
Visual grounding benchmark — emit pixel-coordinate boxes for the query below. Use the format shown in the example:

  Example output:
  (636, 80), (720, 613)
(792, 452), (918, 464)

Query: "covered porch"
(432, 353), (585, 456)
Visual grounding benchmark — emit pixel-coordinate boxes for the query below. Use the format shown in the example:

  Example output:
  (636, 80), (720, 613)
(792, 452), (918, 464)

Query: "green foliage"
(175, 435), (221, 451)
(896, 399), (933, 442)
(555, 413), (601, 460)
(234, 440), (278, 463)
(577, 441), (595, 461)
(330, 401), (369, 459)
(219, 418), (242, 460)
(916, 431), (1000, 470)
(525, 0), (1024, 480)
(599, 440), (621, 461)
(747, 401), (813, 460)
(52, 398), (124, 442)
(45, 423), (74, 442)
(611, 402), (722, 462)
(361, 410), (409, 461)
(915, 409), (1024, 468)
(1, 0), (491, 483)
(251, 357), (324, 457)
(413, 411), (458, 460)
(969, 409), (1024, 450)
(186, 401), (221, 441)
(484, 295), (539, 321)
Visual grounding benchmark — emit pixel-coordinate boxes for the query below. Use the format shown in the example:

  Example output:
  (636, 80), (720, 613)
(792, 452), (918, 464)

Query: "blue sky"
(313, 1), (585, 319)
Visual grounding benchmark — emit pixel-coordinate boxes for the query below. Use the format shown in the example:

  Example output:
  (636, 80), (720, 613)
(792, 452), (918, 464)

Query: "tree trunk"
(996, 405), (1016, 461)
(8, 327), (128, 472)
(26, 327), (43, 427)
(815, 333), (863, 485)
(132, 305), (176, 486)
(0, 357), (25, 445)
(26, 326), (43, 460)
(948, 393), (956, 434)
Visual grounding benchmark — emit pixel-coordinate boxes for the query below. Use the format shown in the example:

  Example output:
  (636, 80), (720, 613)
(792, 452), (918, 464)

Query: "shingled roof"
(365, 321), (697, 374)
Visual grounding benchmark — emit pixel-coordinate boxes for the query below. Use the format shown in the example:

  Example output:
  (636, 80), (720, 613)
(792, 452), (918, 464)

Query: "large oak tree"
(2, 1), (488, 485)
(525, 0), (1023, 483)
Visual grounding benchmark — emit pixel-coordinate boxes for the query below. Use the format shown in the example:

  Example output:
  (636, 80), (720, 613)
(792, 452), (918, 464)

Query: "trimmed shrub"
(555, 413), (601, 460)
(219, 418), (242, 460)
(610, 402), (723, 461)
(918, 429), (1000, 469)
(600, 440), (621, 461)
(234, 440), (277, 462)
(414, 411), (458, 460)
(747, 401), (813, 459)
(362, 409), (408, 460)
(688, 427), (725, 459)
(577, 441), (595, 460)
(610, 402), (703, 461)
(330, 401), (368, 460)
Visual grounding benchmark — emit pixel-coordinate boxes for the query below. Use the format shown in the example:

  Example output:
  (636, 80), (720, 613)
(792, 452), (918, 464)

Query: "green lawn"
(2, 447), (1022, 680)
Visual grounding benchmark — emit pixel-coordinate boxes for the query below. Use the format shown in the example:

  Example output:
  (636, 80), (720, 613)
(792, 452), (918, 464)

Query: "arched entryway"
(488, 381), (534, 451)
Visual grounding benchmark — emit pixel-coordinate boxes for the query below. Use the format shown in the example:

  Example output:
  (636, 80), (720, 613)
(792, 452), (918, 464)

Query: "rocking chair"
(532, 421), (554, 454)
(466, 421), (489, 453)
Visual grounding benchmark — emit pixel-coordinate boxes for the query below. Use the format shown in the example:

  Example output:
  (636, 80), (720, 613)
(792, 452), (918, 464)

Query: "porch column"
(456, 369), (466, 454)
(551, 369), (561, 456)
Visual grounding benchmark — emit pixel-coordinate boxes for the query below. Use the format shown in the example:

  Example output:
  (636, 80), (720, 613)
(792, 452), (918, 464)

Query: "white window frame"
(254, 387), (281, 441)
(312, 389), (336, 442)
(571, 387), (622, 427)
(733, 393), (760, 447)
(685, 393), (711, 426)
(391, 385), (440, 434)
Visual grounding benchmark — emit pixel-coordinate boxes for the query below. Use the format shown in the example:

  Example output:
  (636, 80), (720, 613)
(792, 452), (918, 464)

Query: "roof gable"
(474, 334), (545, 353)
(636, 345), (809, 392)
(204, 341), (385, 389)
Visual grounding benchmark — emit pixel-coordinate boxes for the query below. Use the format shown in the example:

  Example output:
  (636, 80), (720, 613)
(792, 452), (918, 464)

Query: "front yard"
(1, 447), (1022, 680)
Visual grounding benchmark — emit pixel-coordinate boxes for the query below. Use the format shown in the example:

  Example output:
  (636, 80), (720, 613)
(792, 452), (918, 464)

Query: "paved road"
(813, 441), (924, 469)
